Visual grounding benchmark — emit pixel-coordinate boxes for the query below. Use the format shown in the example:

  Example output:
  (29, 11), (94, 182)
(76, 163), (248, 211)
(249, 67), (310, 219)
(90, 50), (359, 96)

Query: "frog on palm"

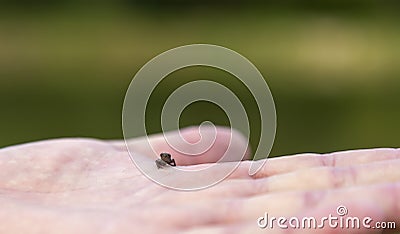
(155, 153), (176, 169)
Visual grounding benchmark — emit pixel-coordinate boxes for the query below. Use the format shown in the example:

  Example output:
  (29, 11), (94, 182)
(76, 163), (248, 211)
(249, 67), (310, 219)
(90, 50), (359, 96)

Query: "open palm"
(0, 126), (399, 233)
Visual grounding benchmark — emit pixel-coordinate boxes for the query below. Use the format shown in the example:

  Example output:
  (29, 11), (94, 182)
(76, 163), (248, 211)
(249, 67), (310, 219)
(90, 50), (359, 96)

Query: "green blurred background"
(0, 0), (399, 157)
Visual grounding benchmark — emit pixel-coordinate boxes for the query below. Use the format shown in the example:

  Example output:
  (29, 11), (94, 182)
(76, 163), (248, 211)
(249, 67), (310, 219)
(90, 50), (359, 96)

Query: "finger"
(213, 159), (400, 199)
(109, 126), (251, 165)
(264, 158), (400, 192)
(194, 148), (399, 181)
(245, 148), (400, 179)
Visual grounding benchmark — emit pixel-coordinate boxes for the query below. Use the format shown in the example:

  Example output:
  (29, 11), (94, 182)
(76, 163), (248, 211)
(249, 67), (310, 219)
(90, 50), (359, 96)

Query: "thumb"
(109, 126), (251, 166)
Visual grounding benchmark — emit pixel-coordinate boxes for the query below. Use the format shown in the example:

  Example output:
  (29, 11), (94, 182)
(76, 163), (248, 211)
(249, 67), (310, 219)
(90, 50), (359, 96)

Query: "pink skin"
(0, 126), (399, 234)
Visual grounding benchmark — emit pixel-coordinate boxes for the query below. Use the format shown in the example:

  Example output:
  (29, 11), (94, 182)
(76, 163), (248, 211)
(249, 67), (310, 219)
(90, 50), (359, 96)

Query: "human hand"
(0, 126), (399, 233)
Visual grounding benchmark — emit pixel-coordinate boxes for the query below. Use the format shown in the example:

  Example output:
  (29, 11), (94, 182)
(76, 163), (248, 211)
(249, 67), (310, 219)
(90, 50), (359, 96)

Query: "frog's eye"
(160, 152), (171, 160)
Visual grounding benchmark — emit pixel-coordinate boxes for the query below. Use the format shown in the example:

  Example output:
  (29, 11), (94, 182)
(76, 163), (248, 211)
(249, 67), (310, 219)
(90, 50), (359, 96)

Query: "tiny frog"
(155, 153), (176, 169)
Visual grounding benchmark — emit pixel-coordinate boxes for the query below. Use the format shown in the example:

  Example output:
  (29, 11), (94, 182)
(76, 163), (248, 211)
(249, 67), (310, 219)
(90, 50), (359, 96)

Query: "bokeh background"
(1, 0), (399, 157)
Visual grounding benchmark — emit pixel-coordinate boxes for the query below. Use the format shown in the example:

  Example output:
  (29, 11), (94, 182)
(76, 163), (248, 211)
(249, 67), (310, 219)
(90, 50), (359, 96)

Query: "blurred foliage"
(0, 1), (399, 157)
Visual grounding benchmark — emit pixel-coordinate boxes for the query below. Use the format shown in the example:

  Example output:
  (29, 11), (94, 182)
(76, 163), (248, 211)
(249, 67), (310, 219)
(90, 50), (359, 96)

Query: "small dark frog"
(156, 152), (176, 169)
